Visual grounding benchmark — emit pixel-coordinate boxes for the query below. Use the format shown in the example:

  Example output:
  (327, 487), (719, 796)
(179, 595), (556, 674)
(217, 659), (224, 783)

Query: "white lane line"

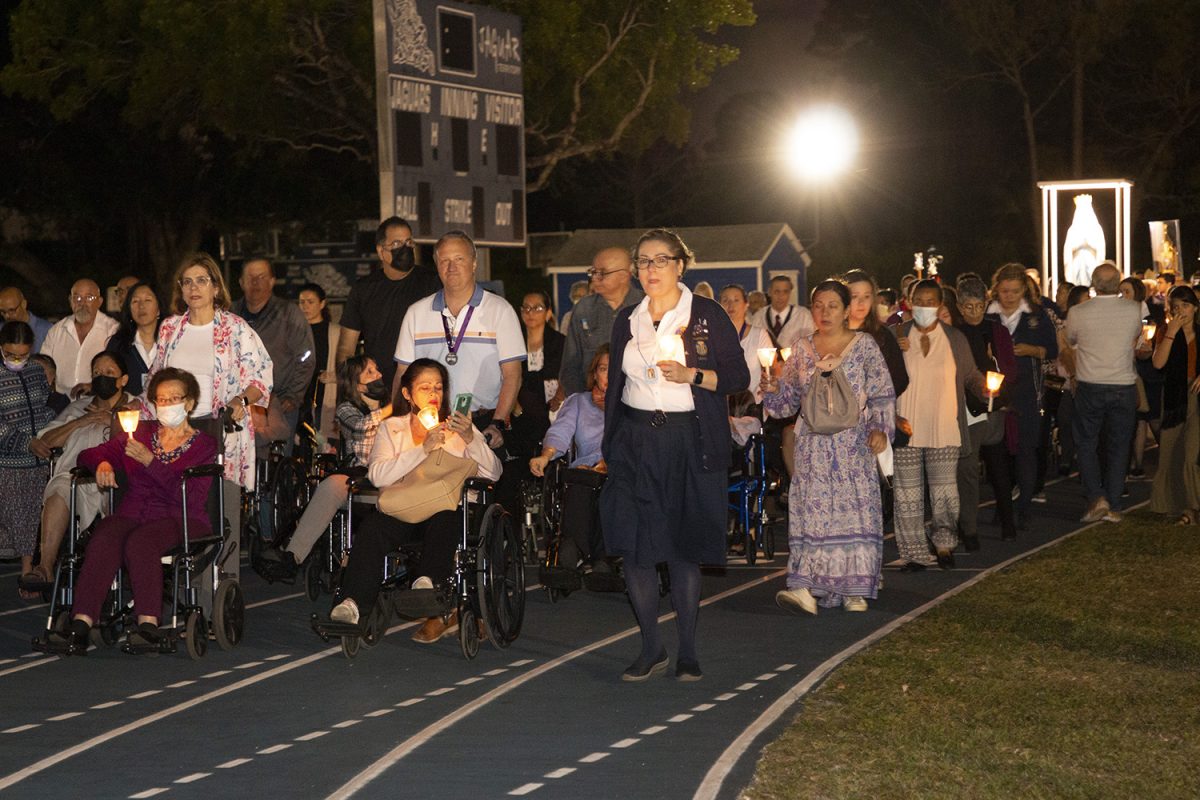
(544, 767), (576, 779)
(295, 731), (329, 741)
(776, 663), (796, 671)
(128, 690), (162, 700)
(713, 693), (737, 702)
(129, 789), (169, 799)
(91, 701), (123, 710)
(47, 712), (83, 722)
(482, 668), (508, 676)
(611, 738), (640, 749)
(735, 683), (758, 691)
(256, 744), (292, 755)
(166, 680), (195, 689)
(201, 670), (231, 679)
(174, 772), (210, 784)
(0, 603), (47, 618)
(0, 658), (53, 679)
(667, 714), (693, 723)
(19, 653), (39, 658)
(0, 659), (12, 666)
(639, 725), (667, 736)
(0, 617), (422, 792)
(508, 659), (535, 667)
(333, 720), (361, 729)
(425, 687), (455, 696)
(3, 724), (40, 734)
(691, 703), (715, 712)
(245, 592), (304, 609)
(578, 752), (609, 764)
(755, 673), (778, 681)
(456, 676), (483, 685)
(234, 661), (263, 670)
(326, 569), (785, 800)
(692, 502), (1148, 800)
(509, 784), (543, 796)
(264, 654), (290, 661)
(395, 698), (424, 708)
(216, 758), (252, 769)
(365, 709), (394, 718)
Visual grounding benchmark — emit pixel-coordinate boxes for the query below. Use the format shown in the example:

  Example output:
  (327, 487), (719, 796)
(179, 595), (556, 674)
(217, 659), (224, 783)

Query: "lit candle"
(1142, 323), (1157, 342)
(117, 409), (140, 437)
(656, 334), (684, 364)
(778, 347), (793, 362)
(985, 370), (1004, 412)
(416, 405), (440, 431)
(756, 348), (777, 369)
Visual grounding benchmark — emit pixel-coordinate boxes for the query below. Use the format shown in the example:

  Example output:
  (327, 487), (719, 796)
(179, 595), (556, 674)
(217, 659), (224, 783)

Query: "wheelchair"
(31, 414), (244, 660)
(300, 466), (377, 602)
(310, 477), (525, 661)
(727, 433), (779, 565)
(243, 438), (311, 564)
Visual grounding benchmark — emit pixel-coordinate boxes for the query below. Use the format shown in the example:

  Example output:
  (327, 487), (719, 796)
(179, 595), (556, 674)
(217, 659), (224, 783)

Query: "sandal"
(1176, 512), (1197, 526)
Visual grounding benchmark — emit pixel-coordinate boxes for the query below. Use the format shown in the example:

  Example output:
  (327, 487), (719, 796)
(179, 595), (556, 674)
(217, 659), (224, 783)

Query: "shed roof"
(545, 223), (806, 269)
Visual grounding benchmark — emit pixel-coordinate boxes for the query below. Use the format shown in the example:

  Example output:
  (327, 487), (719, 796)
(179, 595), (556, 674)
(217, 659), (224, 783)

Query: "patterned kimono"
(764, 333), (895, 607)
(147, 310), (273, 489)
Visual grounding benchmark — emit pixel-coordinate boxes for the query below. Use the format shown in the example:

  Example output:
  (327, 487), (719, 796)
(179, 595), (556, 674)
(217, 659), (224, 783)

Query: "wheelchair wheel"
(761, 519), (777, 561)
(743, 518), (758, 566)
(304, 557), (323, 602)
(477, 507), (525, 649)
(458, 605), (480, 660)
(341, 635), (360, 660)
(361, 595), (391, 648)
(272, 459), (308, 542)
(213, 579), (245, 651)
(184, 609), (208, 660)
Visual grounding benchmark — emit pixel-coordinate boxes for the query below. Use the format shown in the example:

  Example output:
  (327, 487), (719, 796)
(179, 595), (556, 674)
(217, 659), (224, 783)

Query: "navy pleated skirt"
(600, 405), (727, 568)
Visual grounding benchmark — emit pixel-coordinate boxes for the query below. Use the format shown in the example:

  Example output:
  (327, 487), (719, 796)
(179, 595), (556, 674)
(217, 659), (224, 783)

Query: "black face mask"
(390, 246), (414, 270)
(363, 379), (389, 401)
(91, 374), (120, 400)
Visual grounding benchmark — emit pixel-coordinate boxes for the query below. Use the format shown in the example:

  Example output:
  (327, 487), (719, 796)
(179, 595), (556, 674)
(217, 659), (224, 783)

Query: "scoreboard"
(373, 0), (526, 246)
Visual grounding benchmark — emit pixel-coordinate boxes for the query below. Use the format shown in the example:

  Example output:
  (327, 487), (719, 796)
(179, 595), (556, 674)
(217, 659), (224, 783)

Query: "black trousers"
(339, 509), (460, 612)
(559, 478), (606, 564)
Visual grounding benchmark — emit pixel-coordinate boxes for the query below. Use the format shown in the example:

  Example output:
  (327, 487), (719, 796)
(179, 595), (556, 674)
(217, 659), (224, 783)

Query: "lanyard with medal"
(442, 305), (475, 365)
(636, 316), (683, 427)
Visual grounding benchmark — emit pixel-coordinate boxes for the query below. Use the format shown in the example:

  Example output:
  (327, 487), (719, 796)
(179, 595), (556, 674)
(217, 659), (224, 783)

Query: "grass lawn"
(743, 511), (1200, 800)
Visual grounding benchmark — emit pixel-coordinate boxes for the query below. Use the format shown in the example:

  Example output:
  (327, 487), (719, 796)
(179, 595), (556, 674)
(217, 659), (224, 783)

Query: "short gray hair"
(434, 229), (477, 260)
(956, 273), (988, 303)
(1091, 261), (1121, 295)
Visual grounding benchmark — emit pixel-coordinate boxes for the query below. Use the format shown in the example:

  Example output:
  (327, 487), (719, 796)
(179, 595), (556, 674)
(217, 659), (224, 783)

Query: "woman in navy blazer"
(600, 229), (749, 682)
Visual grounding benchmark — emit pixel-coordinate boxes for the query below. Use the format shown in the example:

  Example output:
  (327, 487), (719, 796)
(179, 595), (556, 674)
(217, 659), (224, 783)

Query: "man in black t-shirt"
(336, 217), (441, 387)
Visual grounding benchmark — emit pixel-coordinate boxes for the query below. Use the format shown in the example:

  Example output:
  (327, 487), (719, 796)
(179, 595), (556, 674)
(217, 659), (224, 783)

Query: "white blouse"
(367, 413), (503, 489)
(620, 284), (696, 412)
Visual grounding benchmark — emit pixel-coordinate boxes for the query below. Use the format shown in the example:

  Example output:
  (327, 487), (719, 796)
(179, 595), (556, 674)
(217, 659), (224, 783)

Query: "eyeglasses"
(587, 268), (625, 280)
(959, 302), (986, 314)
(155, 394), (186, 405)
(71, 294), (99, 304)
(0, 306), (20, 316)
(385, 239), (413, 250)
(178, 276), (213, 289)
(520, 304), (547, 313)
(634, 255), (681, 272)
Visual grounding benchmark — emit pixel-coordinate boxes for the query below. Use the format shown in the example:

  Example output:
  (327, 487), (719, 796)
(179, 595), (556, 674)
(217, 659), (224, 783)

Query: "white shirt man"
(39, 279), (118, 394)
(753, 276), (814, 348)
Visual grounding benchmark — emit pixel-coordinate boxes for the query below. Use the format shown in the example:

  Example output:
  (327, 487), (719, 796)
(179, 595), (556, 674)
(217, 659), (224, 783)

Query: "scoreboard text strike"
(377, 0), (526, 246)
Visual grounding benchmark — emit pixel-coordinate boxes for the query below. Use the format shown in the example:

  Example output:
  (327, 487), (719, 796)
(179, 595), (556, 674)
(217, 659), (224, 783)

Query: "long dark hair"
(842, 269), (883, 335)
(108, 282), (164, 354)
(395, 358), (451, 419)
(337, 355), (373, 411)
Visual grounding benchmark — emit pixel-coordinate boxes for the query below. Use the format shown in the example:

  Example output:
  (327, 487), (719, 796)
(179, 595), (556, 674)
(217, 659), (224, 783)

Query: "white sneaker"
(330, 599), (359, 625)
(411, 576), (434, 591)
(775, 587), (818, 615)
(844, 597), (868, 612)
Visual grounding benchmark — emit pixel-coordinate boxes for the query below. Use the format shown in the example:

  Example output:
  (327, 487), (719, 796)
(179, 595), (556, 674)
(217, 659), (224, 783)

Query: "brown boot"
(412, 611), (458, 644)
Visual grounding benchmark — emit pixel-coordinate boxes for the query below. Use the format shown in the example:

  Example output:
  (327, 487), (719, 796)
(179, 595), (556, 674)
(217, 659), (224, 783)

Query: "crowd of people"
(0, 214), (1182, 680)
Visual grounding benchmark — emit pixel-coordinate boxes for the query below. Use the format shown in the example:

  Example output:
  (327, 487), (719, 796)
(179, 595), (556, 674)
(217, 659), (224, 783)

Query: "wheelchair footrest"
(31, 634), (87, 657)
(310, 615), (363, 641)
(539, 565), (582, 592)
(389, 588), (452, 620)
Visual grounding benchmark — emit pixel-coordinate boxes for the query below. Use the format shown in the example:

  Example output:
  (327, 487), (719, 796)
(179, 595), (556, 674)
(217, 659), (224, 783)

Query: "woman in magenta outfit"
(44, 368), (218, 654)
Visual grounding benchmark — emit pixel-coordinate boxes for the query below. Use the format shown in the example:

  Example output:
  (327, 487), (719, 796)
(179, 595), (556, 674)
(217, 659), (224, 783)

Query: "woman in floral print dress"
(763, 280), (895, 614)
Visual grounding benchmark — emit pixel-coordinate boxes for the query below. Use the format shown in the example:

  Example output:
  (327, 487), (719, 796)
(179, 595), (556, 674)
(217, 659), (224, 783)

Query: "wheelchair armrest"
(182, 463), (225, 480)
(70, 465), (96, 483)
(336, 465), (369, 480)
(465, 477), (495, 494)
(49, 446), (64, 460)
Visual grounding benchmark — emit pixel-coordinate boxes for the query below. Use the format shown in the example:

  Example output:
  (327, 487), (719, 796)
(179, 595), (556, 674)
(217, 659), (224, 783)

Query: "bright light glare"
(785, 106), (858, 182)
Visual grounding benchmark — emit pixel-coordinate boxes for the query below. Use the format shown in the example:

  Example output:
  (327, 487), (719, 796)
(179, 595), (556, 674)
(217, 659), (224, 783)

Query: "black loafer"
(936, 551), (955, 569)
(675, 659), (702, 682)
(621, 649), (669, 682)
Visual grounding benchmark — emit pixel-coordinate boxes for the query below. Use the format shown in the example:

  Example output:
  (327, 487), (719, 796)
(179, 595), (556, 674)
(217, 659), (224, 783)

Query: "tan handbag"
(377, 450), (479, 523)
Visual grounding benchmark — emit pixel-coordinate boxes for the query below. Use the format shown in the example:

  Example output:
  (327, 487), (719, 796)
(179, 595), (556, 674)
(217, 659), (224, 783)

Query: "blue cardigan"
(602, 294), (749, 473)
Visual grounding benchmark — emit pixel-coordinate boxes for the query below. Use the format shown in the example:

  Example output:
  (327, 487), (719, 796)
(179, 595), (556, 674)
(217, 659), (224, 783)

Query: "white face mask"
(157, 403), (189, 428)
(911, 306), (940, 328)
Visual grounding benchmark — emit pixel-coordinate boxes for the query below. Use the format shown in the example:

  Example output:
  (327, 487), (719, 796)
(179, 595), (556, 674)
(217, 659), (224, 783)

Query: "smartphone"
(453, 392), (473, 416)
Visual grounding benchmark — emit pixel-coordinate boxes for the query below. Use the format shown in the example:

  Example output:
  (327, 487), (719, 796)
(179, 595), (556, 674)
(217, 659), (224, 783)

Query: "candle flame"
(1143, 323), (1157, 341)
(778, 347), (793, 362)
(656, 334), (684, 363)
(756, 348), (777, 369)
(416, 406), (440, 430)
(117, 409), (140, 434)
(985, 371), (1004, 394)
